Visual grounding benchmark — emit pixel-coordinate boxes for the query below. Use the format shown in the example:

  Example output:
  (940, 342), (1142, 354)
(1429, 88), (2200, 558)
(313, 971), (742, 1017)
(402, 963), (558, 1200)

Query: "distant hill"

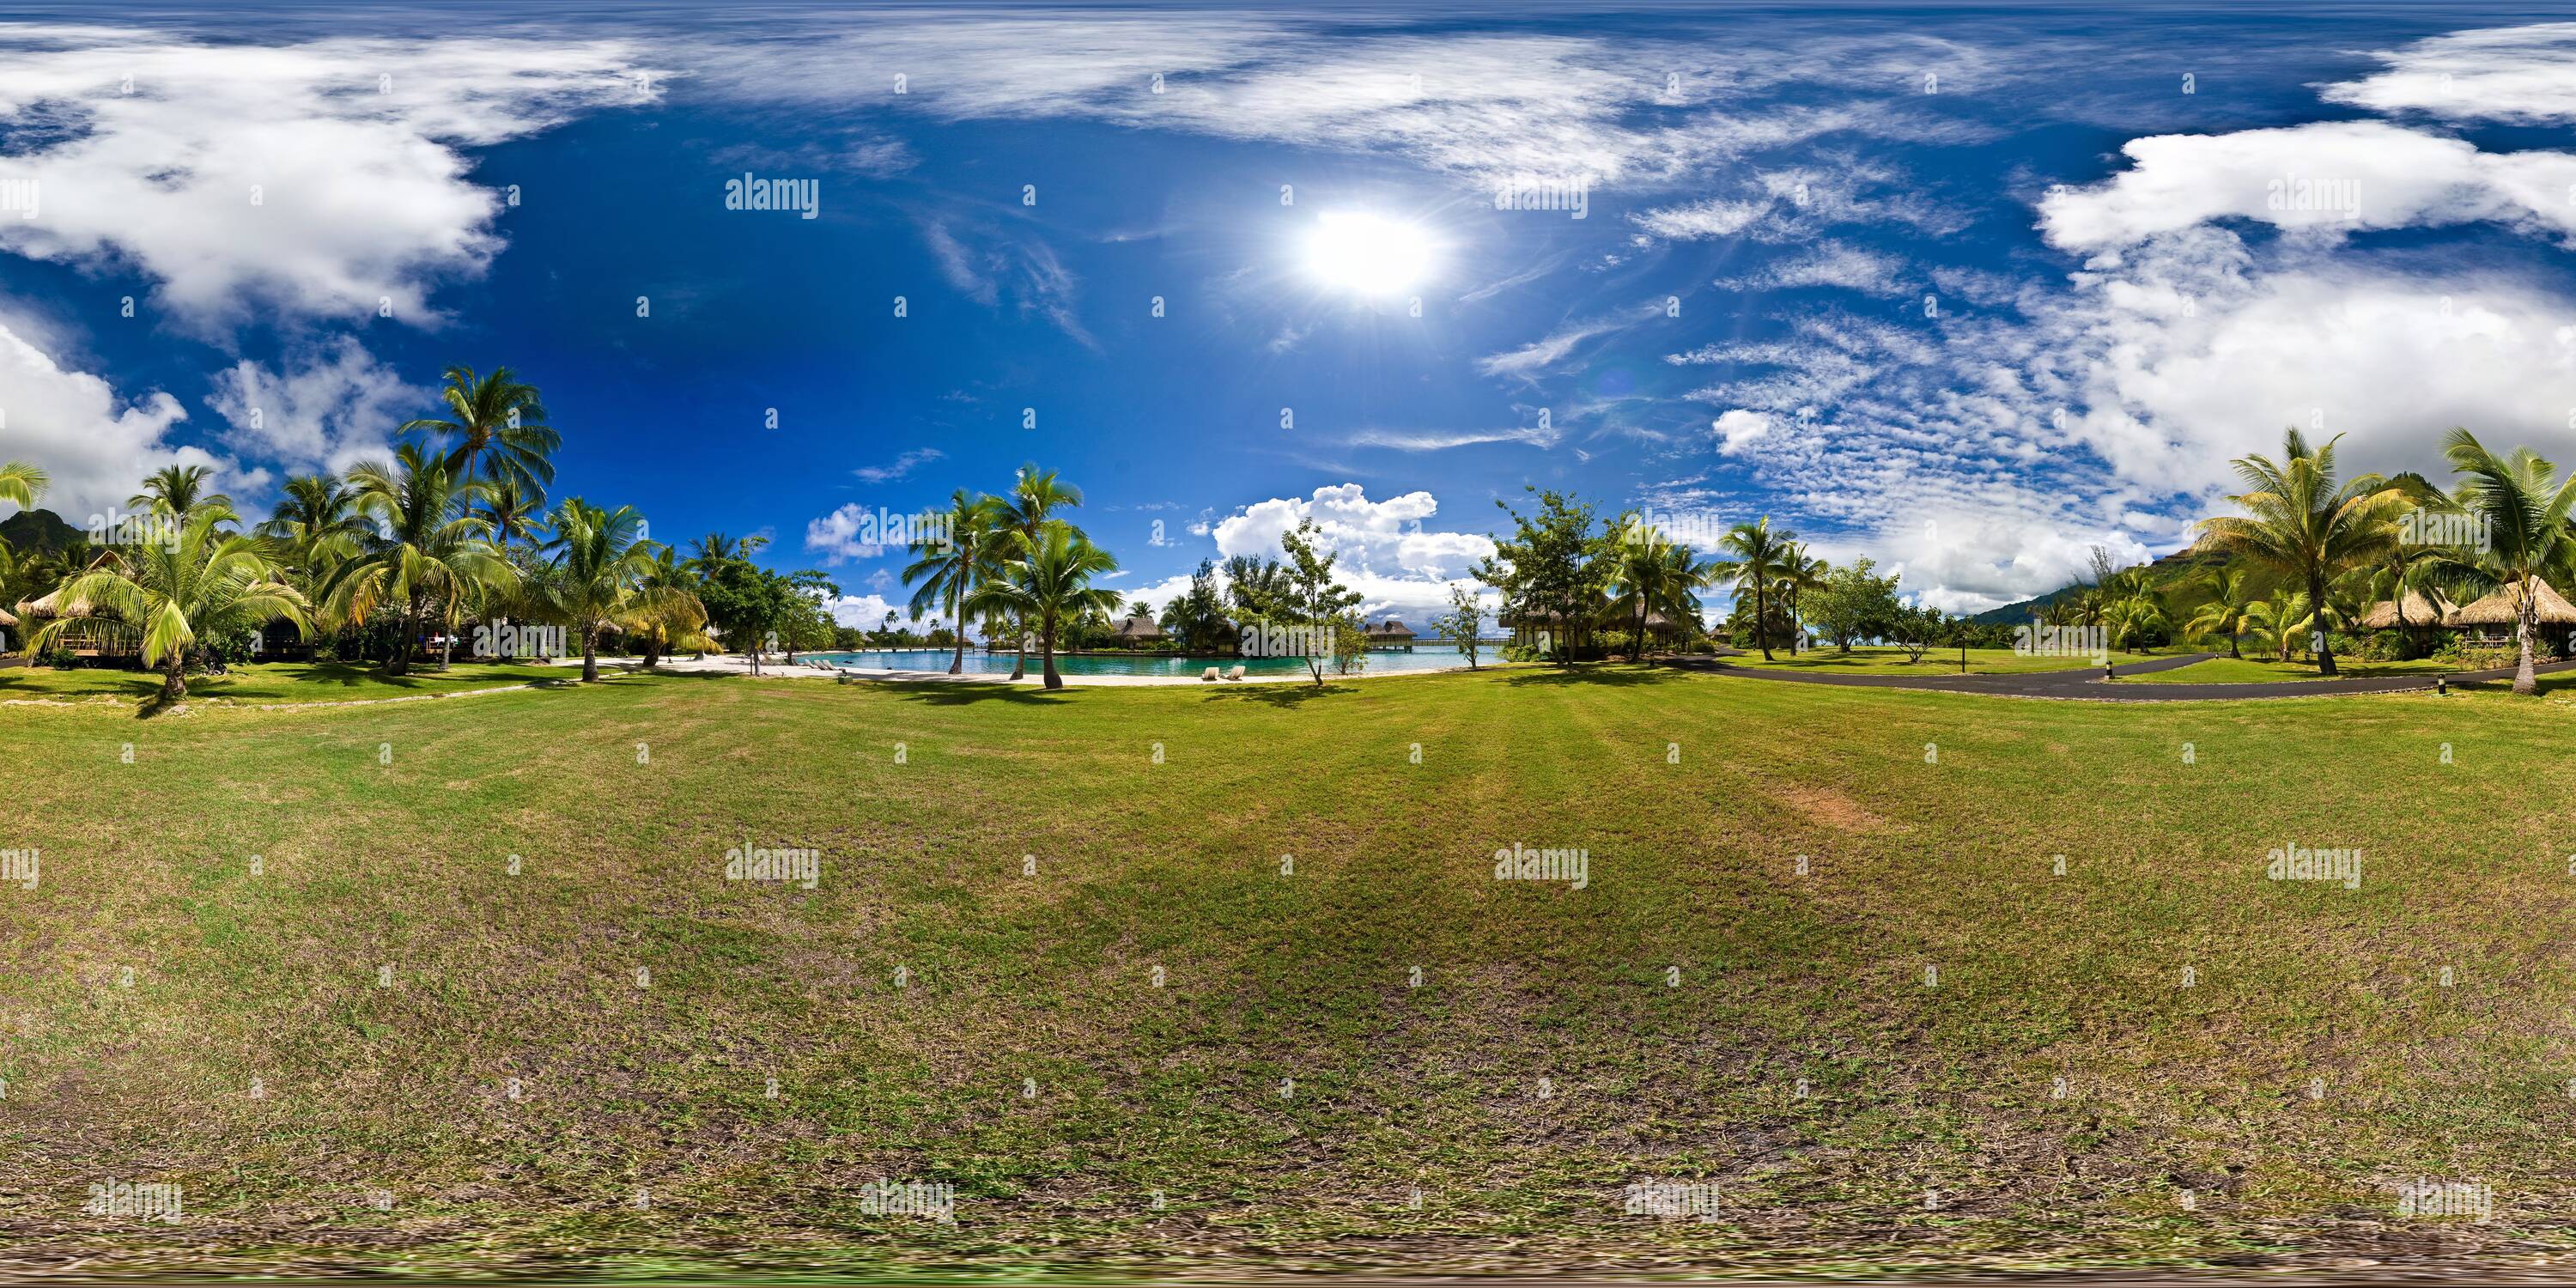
(0, 507), (80, 554)
(1965, 546), (2227, 625)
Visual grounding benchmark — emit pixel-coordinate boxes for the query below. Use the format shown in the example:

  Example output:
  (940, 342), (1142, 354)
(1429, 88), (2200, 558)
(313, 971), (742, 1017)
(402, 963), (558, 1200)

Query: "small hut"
(14, 587), (134, 659)
(1364, 617), (1416, 648)
(1112, 614), (1165, 647)
(2443, 577), (2576, 648)
(2358, 587), (2450, 631)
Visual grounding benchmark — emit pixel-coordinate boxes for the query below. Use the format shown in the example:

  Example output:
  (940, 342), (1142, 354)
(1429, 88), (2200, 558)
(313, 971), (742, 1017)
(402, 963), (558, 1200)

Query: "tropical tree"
(486, 479), (546, 550)
(131, 464), (228, 519)
(1777, 543), (1830, 655)
(2192, 429), (2427, 675)
(971, 520), (1124, 690)
(2184, 566), (2263, 659)
(319, 444), (515, 676)
(2242, 586), (2314, 663)
(1475, 489), (1607, 666)
(624, 544), (708, 671)
(997, 464), (1083, 679)
(902, 490), (1006, 675)
(255, 474), (368, 589)
(1714, 517), (1795, 660)
(2423, 429), (2576, 694)
(401, 366), (560, 505)
(1434, 582), (1485, 670)
(538, 498), (669, 683)
(0, 460), (46, 593)
(28, 504), (311, 700)
(1604, 517), (1699, 660)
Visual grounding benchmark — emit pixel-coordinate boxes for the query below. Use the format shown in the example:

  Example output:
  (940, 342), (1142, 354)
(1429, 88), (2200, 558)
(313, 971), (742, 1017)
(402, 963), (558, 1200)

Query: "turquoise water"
(805, 646), (1482, 677)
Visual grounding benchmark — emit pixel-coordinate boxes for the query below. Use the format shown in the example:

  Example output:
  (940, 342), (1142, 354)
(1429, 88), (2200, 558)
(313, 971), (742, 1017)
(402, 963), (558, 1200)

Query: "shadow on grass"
(1200, 683), (1358, 707)
(1500, 665), (1685, 688)
(882, 682), (1072, 706)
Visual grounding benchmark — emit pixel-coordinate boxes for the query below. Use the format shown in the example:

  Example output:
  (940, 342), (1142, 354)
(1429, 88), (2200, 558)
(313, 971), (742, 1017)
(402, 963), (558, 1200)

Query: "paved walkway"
(1674, 653), (2576, 702)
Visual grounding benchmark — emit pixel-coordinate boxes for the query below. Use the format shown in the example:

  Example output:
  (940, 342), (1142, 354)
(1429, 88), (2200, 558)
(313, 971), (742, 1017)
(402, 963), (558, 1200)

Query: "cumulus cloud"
(2037, 120), (2576, 252)
(0, 308), (197, 522)
(0, 26), (654, 332)
(204, 337), (423, 478)
(1712, 409), (1772, 456)
(2323, 22), (2576, 125)
(1206, 483), (1497, 623)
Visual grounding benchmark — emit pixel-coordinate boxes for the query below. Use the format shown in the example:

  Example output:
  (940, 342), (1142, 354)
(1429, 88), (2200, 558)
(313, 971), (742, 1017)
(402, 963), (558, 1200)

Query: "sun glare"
(1302, 210), (1437, 296)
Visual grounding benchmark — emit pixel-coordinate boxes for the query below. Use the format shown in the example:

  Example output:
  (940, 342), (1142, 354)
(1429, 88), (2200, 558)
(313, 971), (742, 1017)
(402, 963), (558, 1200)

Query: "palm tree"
(998, 464), (1084, 679)
(28, 504), (311, 700)
(2184, 566), (2261, 659)
(486, 479), (545, 551)
(0, 460), (46, 594)
(878, 610), (896, 645)
(540, 498), (671, 683)
(256, 474), (368, 587)
(1605, 518), (1697, 661)
(972, 520), (1123, 690)
(401, 366), (560, 506)
(2191, 429), (2422, 676)
(1714, 517), (1795, 660)
(902, 490), (1005, 674)
(622, 544), (707, 671)
(131, 464), (228, 518)
(319, 444), (515, 676)
(1777, 543), (1829, 655)
(2243, 586), (2314, 664)
(2423, 429), (2576, 694)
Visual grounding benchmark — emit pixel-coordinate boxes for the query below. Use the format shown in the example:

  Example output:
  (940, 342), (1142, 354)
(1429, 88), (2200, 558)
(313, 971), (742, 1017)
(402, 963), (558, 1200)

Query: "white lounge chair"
(1202, 666), (1220, 681)
(1226, 665), (1247, 680)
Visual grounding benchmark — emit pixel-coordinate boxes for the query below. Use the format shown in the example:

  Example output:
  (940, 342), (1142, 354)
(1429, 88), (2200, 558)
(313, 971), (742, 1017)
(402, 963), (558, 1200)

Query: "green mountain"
(0, 507), (81, 555)
(1965, 546), (2227, 625)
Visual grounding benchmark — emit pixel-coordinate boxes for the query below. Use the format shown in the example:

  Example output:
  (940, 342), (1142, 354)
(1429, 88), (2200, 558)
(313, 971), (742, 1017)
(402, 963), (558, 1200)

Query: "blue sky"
(9, 3), (2576, 628)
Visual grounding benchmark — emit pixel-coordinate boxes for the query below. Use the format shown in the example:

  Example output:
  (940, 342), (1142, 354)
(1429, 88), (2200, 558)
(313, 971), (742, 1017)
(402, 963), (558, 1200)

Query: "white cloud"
(1635, 161), (1967, 243)
(1475, 302), (1662, 380)
(1208, 483), (1497, 623)
(0, 27), (656, 332)
(203, 337), (422, 477)
(1347, 426), (1558, 452)
(823, 593), (926, 630)
(2037, 120), (2576, 252)
(0, 307), (197, 522)
(1716, 240), (1911, 294)
(1712, 410), (1771, 456)
(2323, 22), (2576, 125)
(852, 447), (944, 483)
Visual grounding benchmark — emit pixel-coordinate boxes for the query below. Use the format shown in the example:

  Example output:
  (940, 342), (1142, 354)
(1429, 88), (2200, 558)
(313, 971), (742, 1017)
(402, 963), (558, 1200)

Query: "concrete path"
(1674, 653), (2576, 702)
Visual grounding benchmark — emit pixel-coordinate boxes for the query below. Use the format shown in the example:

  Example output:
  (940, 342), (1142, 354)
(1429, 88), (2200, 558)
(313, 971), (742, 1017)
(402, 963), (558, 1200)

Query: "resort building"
(1111, 614), (1166, 647)
(1364, 617), (1417, 648)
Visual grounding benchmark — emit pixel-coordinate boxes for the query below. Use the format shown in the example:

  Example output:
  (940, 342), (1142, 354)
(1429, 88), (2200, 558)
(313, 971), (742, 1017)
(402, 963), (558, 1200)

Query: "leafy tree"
(2184, 566), (2263, 659)
(902, 490), (1006, 674)
(999, 464), (1083, 678)
(1807, 558), (1902, 652)
(0, 459), (47, 599)
(1433, 583), (1485, 670)
(319, 444), (514, 676)
(1604, 516), (1703, 660)
(538, 498), (665, 683)
(1158, 559), (1230, 650)
(401, 366), (560, 506)
(29, 504), (311, 700)
(2192, 428), (2425, 676)
(1266, 519), (1364, 686)
(2423, 428), (2576, 694)
(971, 521), (1123, 690)
(1712, 517), (1795, 660)
(696, 557), (799, 676)
(1222, 553), (1289, 621)
(1475, 489), (1605, 666)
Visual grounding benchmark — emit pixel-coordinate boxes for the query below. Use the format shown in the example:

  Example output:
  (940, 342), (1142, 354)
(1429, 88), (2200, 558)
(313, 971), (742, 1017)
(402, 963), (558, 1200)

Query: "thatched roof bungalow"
(1364, 617), (1416, 647)
(2444, 577), (2576, 629)
(1112, 614), (1165, 645)
(2358, 588), (2451, 631)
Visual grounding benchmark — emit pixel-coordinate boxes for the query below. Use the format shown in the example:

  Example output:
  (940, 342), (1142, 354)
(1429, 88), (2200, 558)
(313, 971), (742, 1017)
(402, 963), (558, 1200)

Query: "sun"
(1302, 211), (1437, 296)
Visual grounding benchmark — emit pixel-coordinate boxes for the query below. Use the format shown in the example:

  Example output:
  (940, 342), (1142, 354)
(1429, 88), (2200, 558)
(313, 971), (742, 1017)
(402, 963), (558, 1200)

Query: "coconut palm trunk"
(582, 623), (601, 683)
(950, 593), (968, 675)
(1042, 618), (1063, 690)
(162, 651), (188, 701)
(1012, 619), (1030, 680)
(2517, 580), (2540, 696)
(2308, 571), (2336, 676)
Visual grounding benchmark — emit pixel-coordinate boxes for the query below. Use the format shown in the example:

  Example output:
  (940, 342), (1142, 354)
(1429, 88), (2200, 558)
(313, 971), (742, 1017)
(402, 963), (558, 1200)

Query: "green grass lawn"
(0, 659), (568, 705)
(3, 664), (2573, 1278)
(1722, 644), (2105, 675)
(2116, 656), (2457, 684)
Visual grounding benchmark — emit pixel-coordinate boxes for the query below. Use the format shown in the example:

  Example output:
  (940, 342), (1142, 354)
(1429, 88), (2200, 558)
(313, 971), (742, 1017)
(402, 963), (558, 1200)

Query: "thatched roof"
(0, 605), (15, 628)
(15, 588), (89, 620)
(2444, 577), (2576, 627)
(1365, 618), (1414, 639)
(1114, 614), (1163, 640)
(2358, 588), (2449, 630)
